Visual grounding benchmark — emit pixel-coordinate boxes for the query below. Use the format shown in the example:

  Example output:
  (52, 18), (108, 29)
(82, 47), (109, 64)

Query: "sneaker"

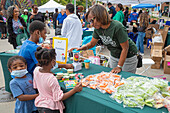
(140, 53), (144, 56)
(1, 37), (5, 40)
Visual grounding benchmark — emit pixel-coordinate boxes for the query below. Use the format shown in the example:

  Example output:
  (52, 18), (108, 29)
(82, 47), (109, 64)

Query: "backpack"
(121, 12), (127, 27)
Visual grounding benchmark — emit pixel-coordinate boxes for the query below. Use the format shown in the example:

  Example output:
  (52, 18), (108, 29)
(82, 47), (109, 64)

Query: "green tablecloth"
(165, 32), (170, 47)
(0, 52), (17, 92)
(82, 30), (93, 39)
(0, 52), (168, 113)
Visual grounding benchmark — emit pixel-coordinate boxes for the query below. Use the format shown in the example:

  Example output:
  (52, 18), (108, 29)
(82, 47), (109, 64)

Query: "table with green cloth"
(165, 31), (170, 47)
(0, 52), (169, 113)
(0, 52), (17, 92)
(82, 30), (93, 39)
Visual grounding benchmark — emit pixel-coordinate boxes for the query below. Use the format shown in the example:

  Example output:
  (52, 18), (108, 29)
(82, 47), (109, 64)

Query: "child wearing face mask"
(33, 47), (83, 113)
(18, 20), (73, 76)
(8, 56), (38, 113)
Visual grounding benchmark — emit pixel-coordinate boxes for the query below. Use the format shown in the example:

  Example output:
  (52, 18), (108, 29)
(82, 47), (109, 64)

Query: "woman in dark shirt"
(29, 4), (44, 23)
(0, 9), (7, 39)
(7, 6), (27, 49)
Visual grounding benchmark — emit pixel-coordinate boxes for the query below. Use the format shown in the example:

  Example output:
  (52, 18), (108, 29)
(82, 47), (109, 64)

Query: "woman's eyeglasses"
(89, 17), (95, 23)
(34, 8), (38, 10)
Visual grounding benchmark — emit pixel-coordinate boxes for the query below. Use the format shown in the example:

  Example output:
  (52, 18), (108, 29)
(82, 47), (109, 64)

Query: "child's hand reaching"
(61, 82), (83, 101)
(73, 82), (83, 93)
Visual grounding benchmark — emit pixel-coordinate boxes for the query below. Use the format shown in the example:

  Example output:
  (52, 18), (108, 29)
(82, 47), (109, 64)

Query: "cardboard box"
(151, 42), (164, 57)
(146, 31), (152, 39)
(145, 24), (160, 39)
(164, 45), (170, 74)
(150, 35), (164, 69)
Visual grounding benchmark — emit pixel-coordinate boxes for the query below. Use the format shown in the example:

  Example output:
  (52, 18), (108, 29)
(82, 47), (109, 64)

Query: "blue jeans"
(136, 32), (145, 54)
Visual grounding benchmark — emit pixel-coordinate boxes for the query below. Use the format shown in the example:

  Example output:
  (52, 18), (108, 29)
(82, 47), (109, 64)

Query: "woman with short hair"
(70, 4), (138, 74)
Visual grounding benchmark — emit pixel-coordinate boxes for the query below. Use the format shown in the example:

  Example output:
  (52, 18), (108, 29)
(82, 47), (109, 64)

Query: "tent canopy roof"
(38, 0), (65, 13)
(132, 4), (156, 9)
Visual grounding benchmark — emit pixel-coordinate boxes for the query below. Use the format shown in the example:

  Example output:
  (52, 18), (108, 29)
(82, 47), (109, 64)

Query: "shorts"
(0, 24), (7, 34)
(37, 107), (60, 113)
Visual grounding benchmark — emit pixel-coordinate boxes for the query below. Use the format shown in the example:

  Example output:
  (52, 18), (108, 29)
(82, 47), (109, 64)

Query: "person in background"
(76, 7), (81, 20)
(133, 12), (149, 55)
(56, 9), (67, 25)
(113, 3), (124, 24)
(21, 9), (28, 23)
(7, 6), (27, 49)
(1, 5), (7, 19)
(138, 10), (143, 17)
(70, 4), (138, 74)
(0, 9), (7, 39)
(44, 10), (49, 21)
(8, 56), (38, 113)
(33, 47), (82, 113)
(52, 8), (58, 29)
(124, 7), (129, 22)
(29, 4), (44, 23)
(129, 9), (138, 22)
(61, 3), (82, 50)
(107, 2), (116, 19)
(159, 9), (162, 18)
(18, 20), (74, 75)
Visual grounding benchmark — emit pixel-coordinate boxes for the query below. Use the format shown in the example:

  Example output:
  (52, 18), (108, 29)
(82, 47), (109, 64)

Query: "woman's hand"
(133, 24), (137, 28)
(19, 26), (24, 30)
(65, 64), (74, 69)
(111, 67), (122, 74)
(69, 47), (83, 53)
(68, 48), (78, 53)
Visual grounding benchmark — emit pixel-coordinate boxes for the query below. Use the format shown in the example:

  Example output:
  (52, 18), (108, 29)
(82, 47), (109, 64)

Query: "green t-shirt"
(113, 10), (124, 23)
(21, 14), (28, 23)
(93, 20), (137, 58)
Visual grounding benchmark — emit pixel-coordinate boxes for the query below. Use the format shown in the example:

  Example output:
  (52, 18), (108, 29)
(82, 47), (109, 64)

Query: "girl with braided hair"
(33, 47), (83, 113)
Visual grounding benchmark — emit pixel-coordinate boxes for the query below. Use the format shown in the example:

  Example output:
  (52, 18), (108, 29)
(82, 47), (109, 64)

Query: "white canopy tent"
(38, 0), (66, 13)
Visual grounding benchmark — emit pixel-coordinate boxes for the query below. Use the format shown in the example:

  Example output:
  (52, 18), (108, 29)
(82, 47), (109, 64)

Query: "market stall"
(0, 52), (169, 113)
(38, 0), (65, 13)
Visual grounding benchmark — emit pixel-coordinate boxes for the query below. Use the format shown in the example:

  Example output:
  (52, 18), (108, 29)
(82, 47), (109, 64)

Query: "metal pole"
(74, 0), (76, 14)
(86, 0), (88, 12)
(168, 3), (170, 17)
(13, 0), (15, 5)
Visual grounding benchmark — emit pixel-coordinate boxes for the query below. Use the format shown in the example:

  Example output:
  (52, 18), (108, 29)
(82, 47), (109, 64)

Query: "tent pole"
(74, 0), (76, 14)
(168, 2), (170, 17)
(86, 0), (88, 12)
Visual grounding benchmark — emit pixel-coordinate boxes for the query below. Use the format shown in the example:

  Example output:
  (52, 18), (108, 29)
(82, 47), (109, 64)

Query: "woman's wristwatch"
(117, 65), (122, 69)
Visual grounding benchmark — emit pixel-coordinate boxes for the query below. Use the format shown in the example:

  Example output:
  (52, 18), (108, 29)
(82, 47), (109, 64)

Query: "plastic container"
(72, 49), (80, 63)
(67, 69), (73, 74)
(84, 59), (90, 69)
(56, 73), (63, 79)
(63, 73), (69, 76)
(70, 74), (76, 78)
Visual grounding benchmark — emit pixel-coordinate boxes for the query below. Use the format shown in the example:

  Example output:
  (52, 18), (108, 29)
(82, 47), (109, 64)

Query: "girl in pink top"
(33, 47), (82, 113)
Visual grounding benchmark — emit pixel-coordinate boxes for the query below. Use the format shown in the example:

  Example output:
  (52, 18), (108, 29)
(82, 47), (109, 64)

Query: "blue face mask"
(51, 62), (58, 72)
(39, 37), (44, 44)
(11, 69), (28, 78)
